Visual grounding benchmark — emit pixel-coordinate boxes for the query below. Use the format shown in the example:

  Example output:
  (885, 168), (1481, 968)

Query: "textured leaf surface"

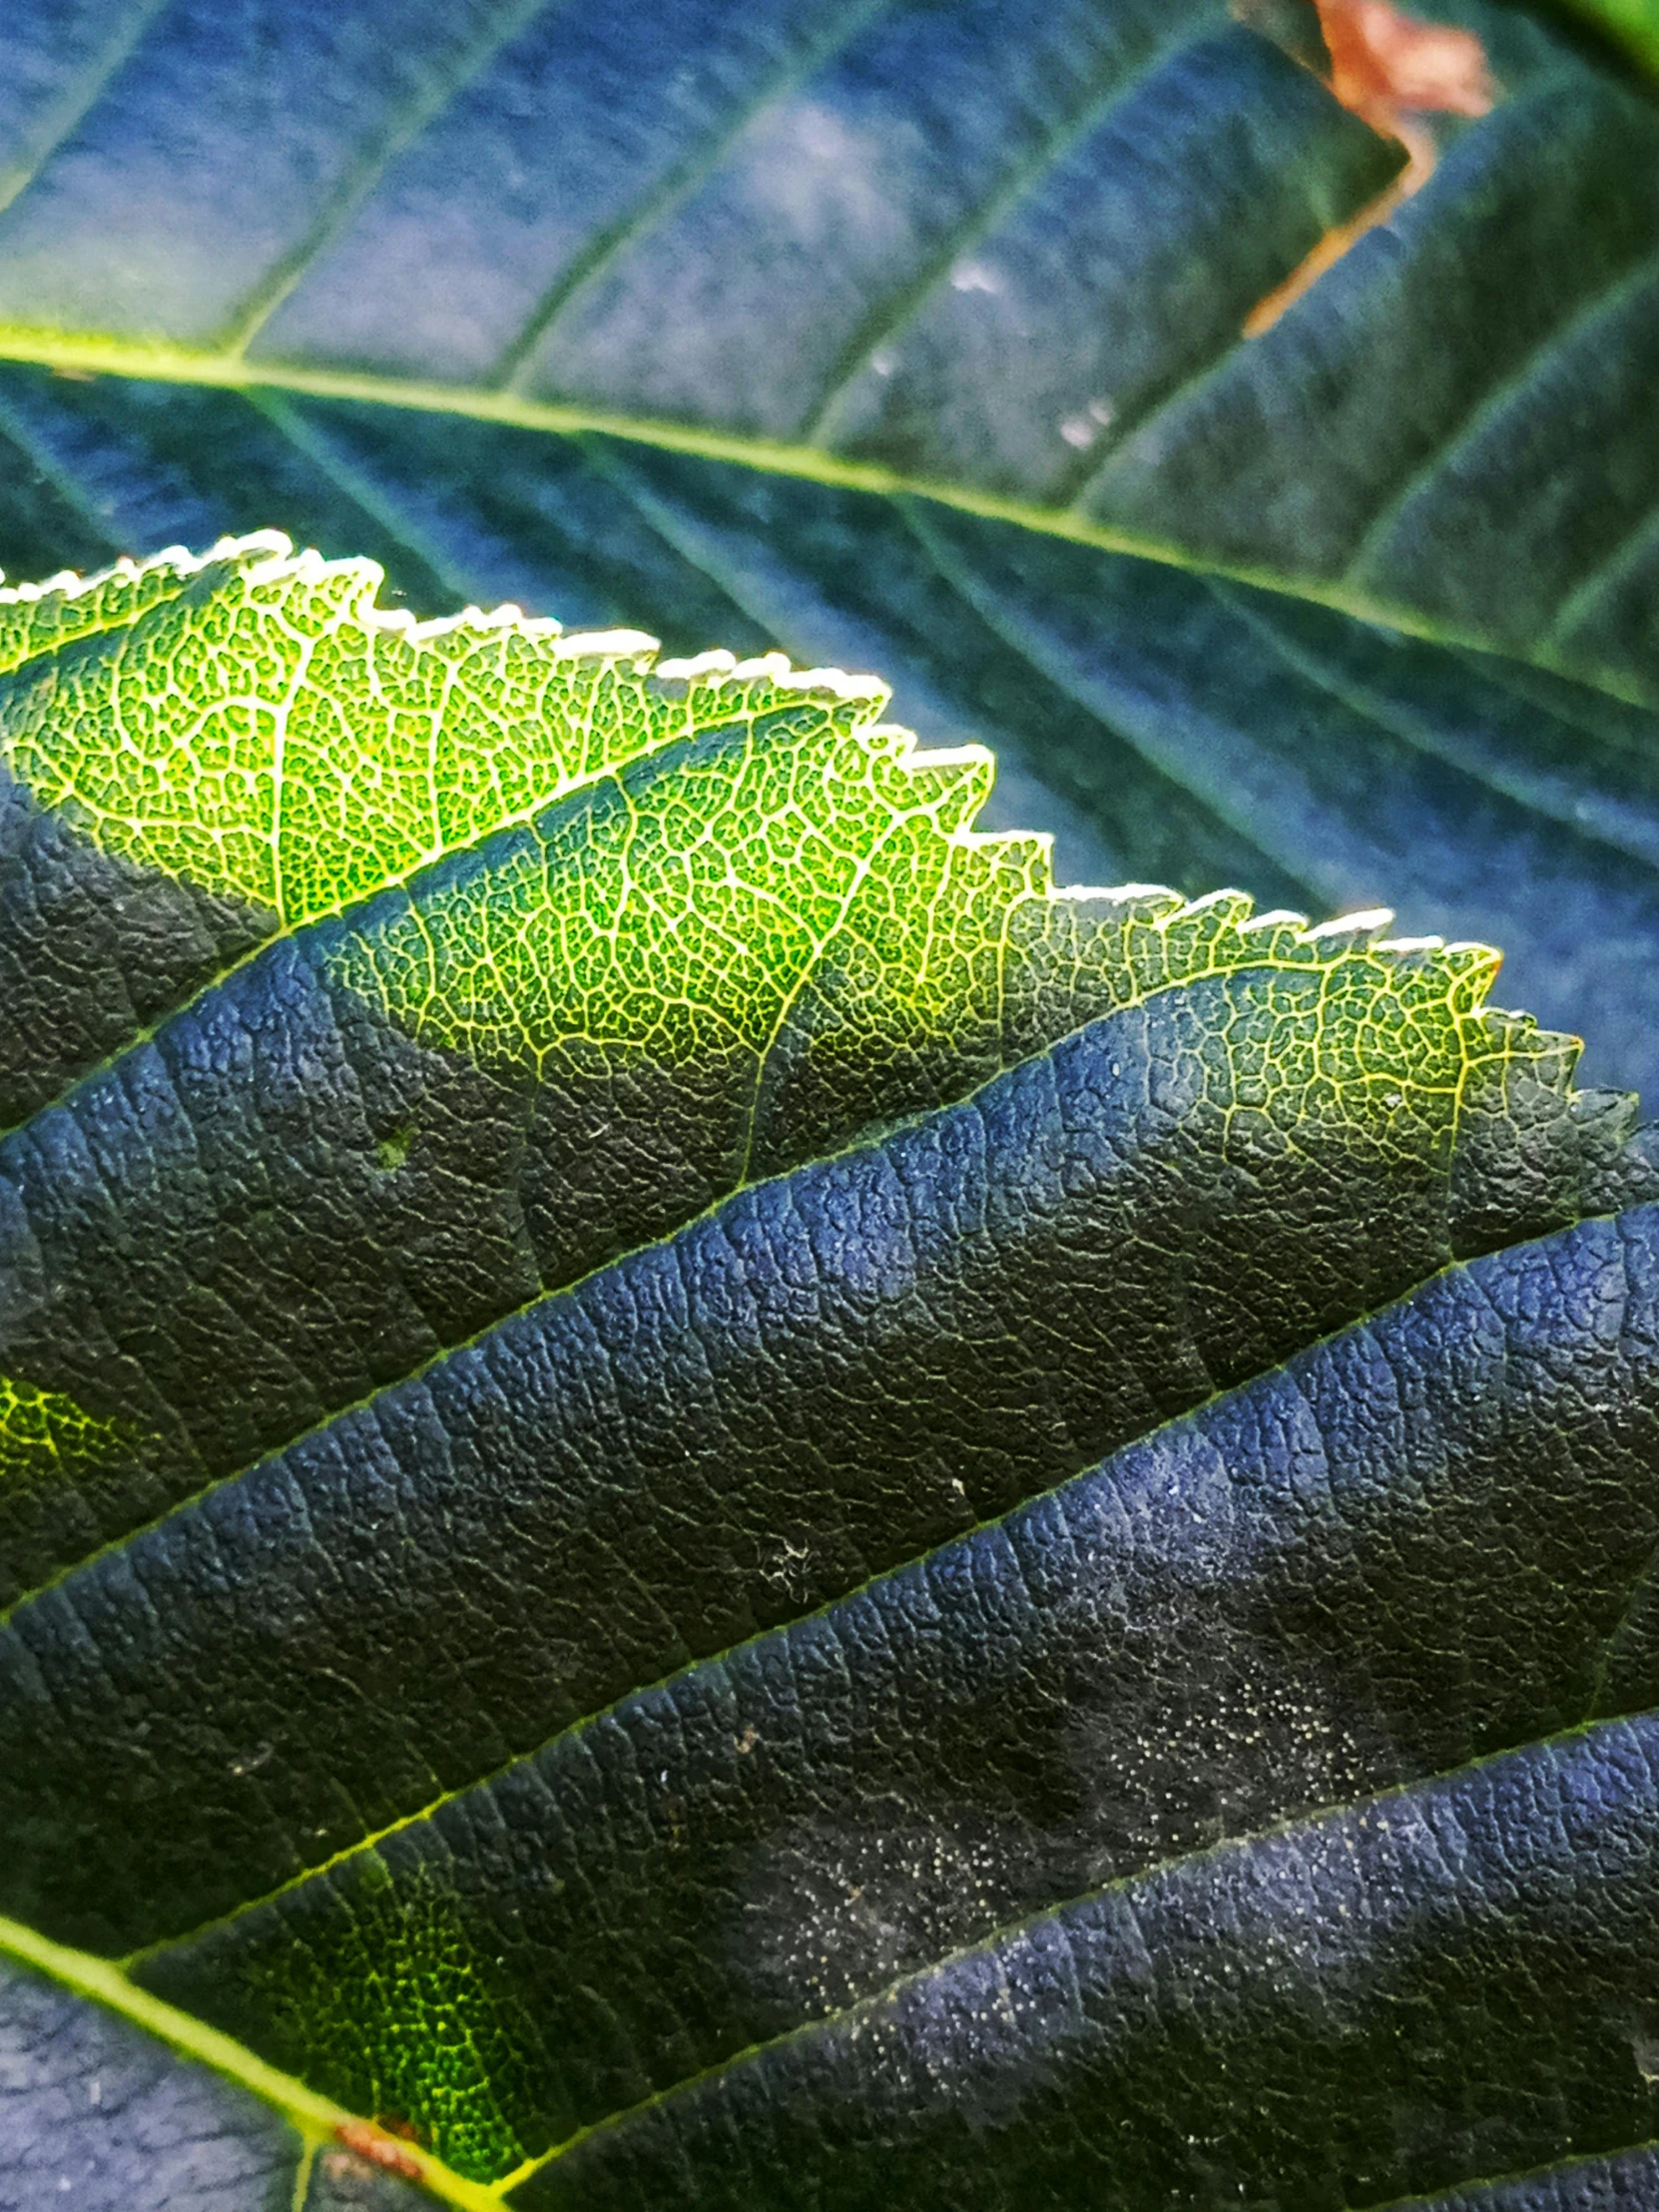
(1, 0), (1655, 695)
(4, 539), (1659, 2206)
(0, 1954), (302, 2212)
(3, 0), (1659, 2192)
(137, 1201), (1659, 2195)
(516, 1709), (1659, 2210)
(0, 1944), (451, 2212)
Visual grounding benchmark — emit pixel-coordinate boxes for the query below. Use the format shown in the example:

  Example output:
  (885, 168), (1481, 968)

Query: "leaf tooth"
(0, 525), (292, 605)
(1162, 886), (1258, 928)
(1300, 904), (1396, 945)
(653, 647), (741, 684)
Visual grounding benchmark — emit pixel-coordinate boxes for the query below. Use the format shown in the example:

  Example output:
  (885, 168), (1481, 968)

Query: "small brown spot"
(372, 2112), (425, 2145)
(1240, 0), (1495, 334)
(334, 2117), (426, 2183)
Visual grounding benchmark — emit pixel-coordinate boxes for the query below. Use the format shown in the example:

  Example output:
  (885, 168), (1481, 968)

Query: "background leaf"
(1541, 0), (1659, 75)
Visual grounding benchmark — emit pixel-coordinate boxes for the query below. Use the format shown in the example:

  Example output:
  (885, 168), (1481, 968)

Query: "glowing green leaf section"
(0, 1377), (132, 1496)
(0, 531), (800, 925)
(240, 1859), (531, 2183)
(333, 666), (1551, 1138)
(0, 536), (1584, 1173)
(327, 673), (1006, 1067)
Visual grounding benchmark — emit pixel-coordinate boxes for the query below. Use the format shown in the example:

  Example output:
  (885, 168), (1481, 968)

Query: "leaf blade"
(130, 1195), (1659, 2180)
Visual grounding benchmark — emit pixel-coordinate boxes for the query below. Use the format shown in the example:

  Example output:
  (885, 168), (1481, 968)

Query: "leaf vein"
(802, 10), (1215, 445)
(226, 0), (574, 356)
(0, 0), (175, 222)
(490, 0), (900, 388)
(1342, 240), (1659, 584)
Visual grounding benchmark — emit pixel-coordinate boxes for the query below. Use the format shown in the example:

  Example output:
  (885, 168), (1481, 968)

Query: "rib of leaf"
(252, 394), (498, 606)
(127, 1196), (1659, 2176)
(1546, 499), (1659, 648)
(491, 0), (898, 387)
(496, 1709), (1659, 2205)
(1356, 2139), (1659, 2211)
(0, 332), (1644, 704)
(0, 0), (175, 220)
(0, 1914), (498, 2210)
(1207, 577), (1659, 874)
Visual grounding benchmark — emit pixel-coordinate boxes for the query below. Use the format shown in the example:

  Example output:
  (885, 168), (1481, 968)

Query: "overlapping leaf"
(3, 541), (1659, 2207)
(0, 0), (1653, 689)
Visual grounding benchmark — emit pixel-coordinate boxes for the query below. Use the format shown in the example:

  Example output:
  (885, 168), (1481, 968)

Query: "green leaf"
(4, 0), (1659, 2196)
(0, 0), (1657, 1105)
(3, 539), (1659, 2205)
(1542, 0), (1659, 76)
(127, 1200), (1659, 2200)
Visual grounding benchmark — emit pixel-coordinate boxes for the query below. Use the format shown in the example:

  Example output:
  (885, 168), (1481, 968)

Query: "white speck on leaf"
(950, 260), (1002, 294)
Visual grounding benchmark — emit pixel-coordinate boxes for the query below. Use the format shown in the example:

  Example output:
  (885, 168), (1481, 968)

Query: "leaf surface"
(0, 1934), (459, 2211)
(3, 542), (1659, 2204)
(133, 1200), (1659, 2196)
(3, 374), (1659, 1113)
(0, 0), (1646, 687)
(2, 0), (1659, 2191)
